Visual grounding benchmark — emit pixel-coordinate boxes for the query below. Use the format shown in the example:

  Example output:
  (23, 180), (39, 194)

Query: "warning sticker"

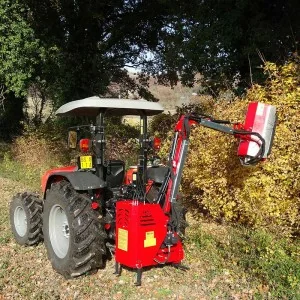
(118, 228), (128, 251)
(144, 231), (156, 248)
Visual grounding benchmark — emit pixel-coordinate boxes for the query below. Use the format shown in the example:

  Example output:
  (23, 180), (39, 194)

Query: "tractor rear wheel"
(43, 181), (106, 278)
(10, 192), (43, 246)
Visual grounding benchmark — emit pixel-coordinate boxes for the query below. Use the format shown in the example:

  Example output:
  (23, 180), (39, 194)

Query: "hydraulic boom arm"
(156, 102), (276, 214)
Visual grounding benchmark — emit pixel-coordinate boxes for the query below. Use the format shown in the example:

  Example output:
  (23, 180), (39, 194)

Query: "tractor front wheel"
(10, 192), (43, 246)
(43, 181), (106, 278)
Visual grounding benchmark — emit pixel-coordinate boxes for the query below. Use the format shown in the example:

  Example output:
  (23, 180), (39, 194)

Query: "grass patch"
(187, 222), (300, 299)
(0, 232), (11, 245)
(0, 178), (299, 299)
(0, 142), (10, 160)
(1, 131), (299, 299)
(0, 131), (70, 191)
(0, 152), (41, 190)
(156, 288), (172, 297)
(230, 227), (300, 298)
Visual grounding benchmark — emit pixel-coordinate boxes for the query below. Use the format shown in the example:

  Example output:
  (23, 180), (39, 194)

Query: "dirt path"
(0, 176), (254, 300)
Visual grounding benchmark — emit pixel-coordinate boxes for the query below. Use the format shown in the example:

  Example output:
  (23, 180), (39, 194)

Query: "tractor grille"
(140, 210), (156, 226)
(117, 208), (129, 228)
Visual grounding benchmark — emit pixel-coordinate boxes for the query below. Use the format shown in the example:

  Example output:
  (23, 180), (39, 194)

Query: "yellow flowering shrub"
(179, 57), (299, 234)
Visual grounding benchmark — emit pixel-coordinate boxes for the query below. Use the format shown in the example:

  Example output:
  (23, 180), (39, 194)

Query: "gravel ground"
(0, 177), (256, 300)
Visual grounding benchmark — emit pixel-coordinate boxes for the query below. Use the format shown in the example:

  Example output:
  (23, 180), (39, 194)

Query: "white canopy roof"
(56, 96), (164, 117)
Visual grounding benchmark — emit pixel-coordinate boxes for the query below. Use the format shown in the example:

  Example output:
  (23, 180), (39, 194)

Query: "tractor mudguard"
(147, 166), (169, 184)
(41, 166), (105, 197)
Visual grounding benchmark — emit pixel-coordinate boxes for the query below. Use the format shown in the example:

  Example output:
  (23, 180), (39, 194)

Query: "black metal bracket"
(173, 263), (190, 271)
(113, 262), (122, 276)
(134, 268), (143, 286)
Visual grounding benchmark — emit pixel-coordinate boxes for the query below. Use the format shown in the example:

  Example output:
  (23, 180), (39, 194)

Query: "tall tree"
(23, 0), (163, 106)
(0, 0), (45, 138)
(1, 0), (299, 124)
(135, 0), (300, 93)
(0, 0), (44, 96)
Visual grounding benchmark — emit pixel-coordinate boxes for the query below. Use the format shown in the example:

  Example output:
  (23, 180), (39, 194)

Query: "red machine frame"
(115, 102), (276, 285)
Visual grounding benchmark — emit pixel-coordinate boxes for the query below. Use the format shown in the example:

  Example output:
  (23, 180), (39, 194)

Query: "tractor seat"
(105, 160), (125, 188)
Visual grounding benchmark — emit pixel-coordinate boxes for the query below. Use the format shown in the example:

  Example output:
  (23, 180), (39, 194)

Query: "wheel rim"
(14, 206), (27, 237)
(49, 204), (70, 259)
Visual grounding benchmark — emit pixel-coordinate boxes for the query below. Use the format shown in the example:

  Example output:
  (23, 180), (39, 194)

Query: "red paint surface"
(79, 139), (90, 152)
(41, 166), (77, 193)
(124, 167), (137, 185)
(115, 201), (184, 269)
(91, 202), (99, 210)
(237, 102), (269, 158)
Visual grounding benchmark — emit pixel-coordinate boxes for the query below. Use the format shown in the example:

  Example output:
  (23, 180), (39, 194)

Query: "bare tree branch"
(0, 85), (7, 112)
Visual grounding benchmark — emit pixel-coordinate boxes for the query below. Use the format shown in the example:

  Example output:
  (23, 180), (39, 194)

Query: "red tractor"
(9, 97), (276, 285)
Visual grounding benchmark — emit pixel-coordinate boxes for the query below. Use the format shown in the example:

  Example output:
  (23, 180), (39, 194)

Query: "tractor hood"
(56, 97), (164, 117)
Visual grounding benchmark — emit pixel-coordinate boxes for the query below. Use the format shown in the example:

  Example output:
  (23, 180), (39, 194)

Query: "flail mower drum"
(9, 97), (276, 285)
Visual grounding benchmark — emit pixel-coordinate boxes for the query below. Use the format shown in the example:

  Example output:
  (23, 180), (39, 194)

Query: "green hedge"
(160, 58), (300, 235)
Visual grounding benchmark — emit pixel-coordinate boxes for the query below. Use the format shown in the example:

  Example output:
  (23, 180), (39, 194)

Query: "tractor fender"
(41, 166), (105, 198)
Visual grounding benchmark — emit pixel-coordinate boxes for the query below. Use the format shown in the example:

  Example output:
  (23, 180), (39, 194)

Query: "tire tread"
(10, 192), (43, 246)
(43, 181), (106, 278)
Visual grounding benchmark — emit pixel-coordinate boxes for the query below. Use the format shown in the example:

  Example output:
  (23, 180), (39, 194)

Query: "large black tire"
(10, 192), (43, 246)
(43, 181), (106, 278)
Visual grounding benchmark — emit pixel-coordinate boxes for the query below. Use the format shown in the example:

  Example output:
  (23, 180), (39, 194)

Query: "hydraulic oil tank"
(237, 102), (276, 165)
(115, 200), (184, 269)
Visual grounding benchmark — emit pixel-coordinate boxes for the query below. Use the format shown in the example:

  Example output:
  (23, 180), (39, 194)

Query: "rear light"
(153, 137), (161, 150)
(104, 223), (111, 230)
(91, 202), (99, 210)
(79, 139), (90, 152)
